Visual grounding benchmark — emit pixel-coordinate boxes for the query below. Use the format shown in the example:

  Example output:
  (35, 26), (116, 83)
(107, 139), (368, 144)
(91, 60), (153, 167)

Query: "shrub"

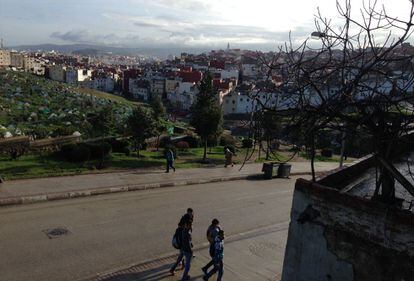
(176, 141), (190, 151)
(111, 139), (130, 153)
(181, 135), (200, 148)
(207, 136), (218, 147)
(123, 147), (131, 156)
(60, 143), (91, 162)
(71, 144), (91, 162)
(321, 149), (333, 158)
(60, 143), (77, 160)
(87, 142), (112, 159)
(220, 134), (237, 146)
(242, 138), (254, 148)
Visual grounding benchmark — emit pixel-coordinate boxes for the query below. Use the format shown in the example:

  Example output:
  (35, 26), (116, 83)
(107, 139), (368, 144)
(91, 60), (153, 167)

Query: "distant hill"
(10, 43), (210, 58)
(72, 48), (100, 56)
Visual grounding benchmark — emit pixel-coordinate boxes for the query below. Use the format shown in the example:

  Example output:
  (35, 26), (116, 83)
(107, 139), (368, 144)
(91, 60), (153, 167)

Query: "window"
(240, 98), (243, 102)
(232, 100), (235, 104)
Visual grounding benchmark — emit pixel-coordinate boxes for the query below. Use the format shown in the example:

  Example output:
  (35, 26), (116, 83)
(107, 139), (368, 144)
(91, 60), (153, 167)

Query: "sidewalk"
(85, 222), (289, 281)
(0, 162), (339, 206)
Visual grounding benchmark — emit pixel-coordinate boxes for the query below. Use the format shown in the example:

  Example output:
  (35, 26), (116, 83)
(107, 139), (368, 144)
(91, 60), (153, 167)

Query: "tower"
(227, 42), (230, 51)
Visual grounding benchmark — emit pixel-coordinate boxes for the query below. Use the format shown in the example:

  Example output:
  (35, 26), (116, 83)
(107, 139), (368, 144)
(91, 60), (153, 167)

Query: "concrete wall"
(282, 178), (414, 281)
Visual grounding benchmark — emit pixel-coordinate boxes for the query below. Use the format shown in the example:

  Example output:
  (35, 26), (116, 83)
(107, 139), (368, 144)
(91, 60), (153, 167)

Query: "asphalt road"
(0, 177), (299, 281)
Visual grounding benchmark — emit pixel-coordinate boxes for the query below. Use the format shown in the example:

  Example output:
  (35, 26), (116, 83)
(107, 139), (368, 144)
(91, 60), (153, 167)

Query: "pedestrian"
(201, 219), (221, 275)
(170, 221), (185, 275)
(165, 148), (176, 173)
(203, 230), (225, 281)
(179, 208), (194, 227)
(224, 147), (234, 167)
(181, 220), (193, 280)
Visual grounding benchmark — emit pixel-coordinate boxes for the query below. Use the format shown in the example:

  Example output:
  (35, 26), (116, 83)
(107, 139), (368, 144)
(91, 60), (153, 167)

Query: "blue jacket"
(214, 236), (224, 261)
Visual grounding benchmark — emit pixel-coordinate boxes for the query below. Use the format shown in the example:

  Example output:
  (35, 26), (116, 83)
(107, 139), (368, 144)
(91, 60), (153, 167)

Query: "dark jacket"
(179, 213), (193, 226)
(181, 228), (193, 254)
(166, 150), (174, 162)
(206, 225), (220, 244)
(174, 226), (184, 249)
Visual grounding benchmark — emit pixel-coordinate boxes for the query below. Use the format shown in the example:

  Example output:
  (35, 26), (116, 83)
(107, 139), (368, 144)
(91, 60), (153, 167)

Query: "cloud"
(131, 0), (211, 12)
(50, 30), (140, 46)
(130, 16), (311, 46)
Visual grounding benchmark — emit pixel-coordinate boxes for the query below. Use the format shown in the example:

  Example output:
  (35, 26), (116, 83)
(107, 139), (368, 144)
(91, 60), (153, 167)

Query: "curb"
(0, 172), (314, 208)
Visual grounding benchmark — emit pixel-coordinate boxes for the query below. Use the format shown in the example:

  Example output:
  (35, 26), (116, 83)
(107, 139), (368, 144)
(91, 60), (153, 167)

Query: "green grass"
(0, 147), (231, 180)
(254, 152), (290, 163)
(298, 152), (346, 162)
(76, 87), (140, 106)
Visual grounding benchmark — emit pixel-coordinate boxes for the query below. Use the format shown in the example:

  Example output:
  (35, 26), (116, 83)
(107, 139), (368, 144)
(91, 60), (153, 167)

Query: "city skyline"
(1, 0), (411, 51)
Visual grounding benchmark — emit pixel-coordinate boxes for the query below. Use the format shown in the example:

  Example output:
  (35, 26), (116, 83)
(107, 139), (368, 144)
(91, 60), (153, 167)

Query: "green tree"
(127, 105), (155, 157)
(150, 96), (167, 151)
(190, 73), (223, 162)
(261, 110), (282, 160)
(87, 105), (115, 168)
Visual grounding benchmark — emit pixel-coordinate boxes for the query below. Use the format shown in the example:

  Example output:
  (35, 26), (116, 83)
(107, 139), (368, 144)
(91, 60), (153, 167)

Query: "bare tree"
(254, 0), (414, 203)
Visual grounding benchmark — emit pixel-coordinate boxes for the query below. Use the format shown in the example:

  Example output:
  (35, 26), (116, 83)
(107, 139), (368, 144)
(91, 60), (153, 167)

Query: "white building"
(242, 64), (258, 78)
(169, 81), (199, 110)
(223, 90), (280, 115)
(77, 69), (93, 82)
(220, 69), (239, 81)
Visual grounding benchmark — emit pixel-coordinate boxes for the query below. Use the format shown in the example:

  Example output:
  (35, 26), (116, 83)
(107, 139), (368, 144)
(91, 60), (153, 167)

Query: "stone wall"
(282, 178), (414, 281)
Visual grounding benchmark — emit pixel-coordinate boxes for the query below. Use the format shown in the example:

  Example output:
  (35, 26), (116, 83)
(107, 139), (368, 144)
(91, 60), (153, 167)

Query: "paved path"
(0, 162), (338, 204)
(89, 223), (288, 281)
(0, 177), (300, 281)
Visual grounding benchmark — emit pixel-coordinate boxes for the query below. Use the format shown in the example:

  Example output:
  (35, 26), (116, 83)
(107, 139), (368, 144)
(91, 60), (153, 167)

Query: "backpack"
(172, 227), (182, 249)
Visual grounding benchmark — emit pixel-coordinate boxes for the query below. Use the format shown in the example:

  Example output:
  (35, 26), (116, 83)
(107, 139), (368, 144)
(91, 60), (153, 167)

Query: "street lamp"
(311, 31), (343, 40)
(311, 31), (327, 39)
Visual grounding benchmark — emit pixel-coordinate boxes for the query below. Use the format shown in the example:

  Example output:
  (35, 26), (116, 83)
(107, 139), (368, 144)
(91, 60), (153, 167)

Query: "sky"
(0, 0), (412, 51)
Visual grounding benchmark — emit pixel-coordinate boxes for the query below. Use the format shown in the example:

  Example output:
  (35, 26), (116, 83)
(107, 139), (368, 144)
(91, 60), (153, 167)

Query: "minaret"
(227, 42), (230, 51)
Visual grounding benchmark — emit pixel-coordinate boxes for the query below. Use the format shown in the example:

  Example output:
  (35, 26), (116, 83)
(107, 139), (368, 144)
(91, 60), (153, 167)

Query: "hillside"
(0, 70), (133, 139)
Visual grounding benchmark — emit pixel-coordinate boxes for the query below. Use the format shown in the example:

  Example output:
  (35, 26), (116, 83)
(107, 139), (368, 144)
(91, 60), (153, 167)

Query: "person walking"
(201, 219), (220, 275)
(181, 221), (193, 281)
(224, 147), (234, 167)
(170, 221), (185, 275)
(179, 208), (194, 226)
(203, 230), (225, 281)
(166, 148), (176, 173)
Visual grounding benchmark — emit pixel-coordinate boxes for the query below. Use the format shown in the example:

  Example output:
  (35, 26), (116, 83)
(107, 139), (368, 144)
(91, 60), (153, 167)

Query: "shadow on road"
(101, 263), (204, 281)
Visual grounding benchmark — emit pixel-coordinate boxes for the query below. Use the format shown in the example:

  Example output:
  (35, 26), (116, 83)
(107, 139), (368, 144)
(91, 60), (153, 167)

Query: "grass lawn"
(0, 146), (234, 180)
(298, 152), (354, 162)
(0, 146), (352, 180)
(75, 87), (140, 106)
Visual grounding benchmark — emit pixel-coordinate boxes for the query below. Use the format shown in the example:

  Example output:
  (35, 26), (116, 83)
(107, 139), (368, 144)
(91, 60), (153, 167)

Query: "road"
(0, 177), (299, 281)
